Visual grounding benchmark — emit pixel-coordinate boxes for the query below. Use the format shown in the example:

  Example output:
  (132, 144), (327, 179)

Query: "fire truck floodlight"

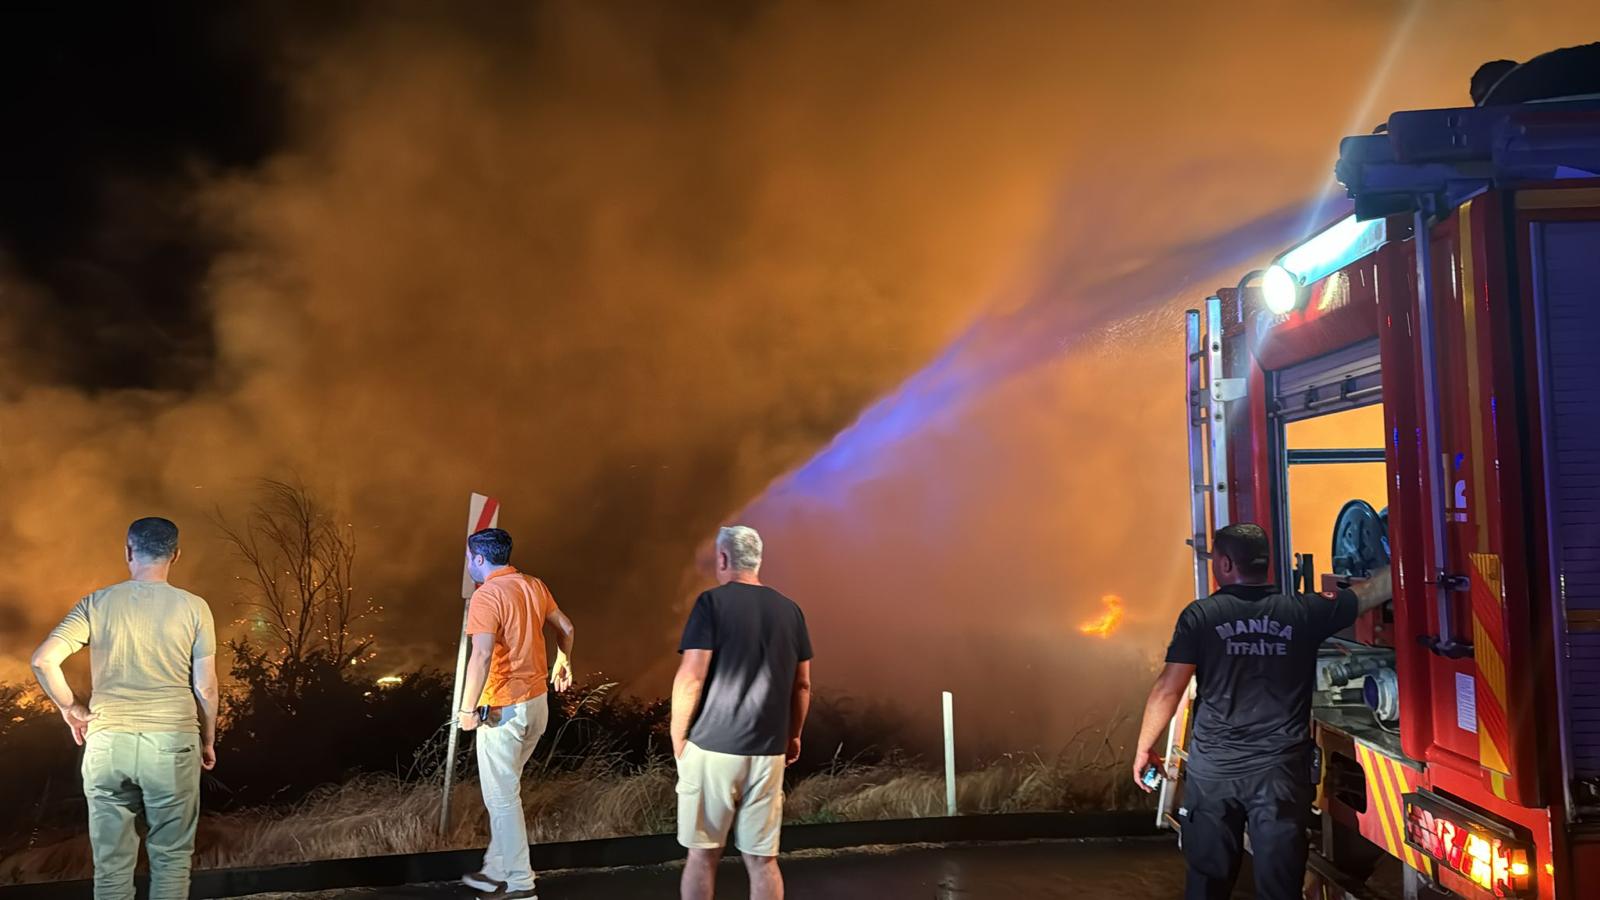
(1263, 214), (1388, 315)
(1262, 264), (1301, 314)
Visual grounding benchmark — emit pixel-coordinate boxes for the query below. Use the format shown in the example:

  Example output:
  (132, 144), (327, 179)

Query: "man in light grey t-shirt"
(31, 517), (220, 900)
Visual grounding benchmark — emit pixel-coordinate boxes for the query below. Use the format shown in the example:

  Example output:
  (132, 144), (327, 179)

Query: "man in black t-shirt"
(1133, 523), (1391, 900)
(670, 525), (813, 900)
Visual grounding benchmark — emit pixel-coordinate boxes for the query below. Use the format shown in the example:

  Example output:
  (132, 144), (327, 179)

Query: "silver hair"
(716, 525), (763, 572)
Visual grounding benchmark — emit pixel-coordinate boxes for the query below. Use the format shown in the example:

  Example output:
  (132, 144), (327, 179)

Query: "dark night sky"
(0, 1), (767, 395)
(0, 3), (297, 390)
(5, 3), (1590, 396)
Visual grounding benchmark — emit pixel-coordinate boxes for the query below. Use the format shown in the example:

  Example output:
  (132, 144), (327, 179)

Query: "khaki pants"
(475, 695), (550, 892)
(676, 741), (785, 857)
(81, 731), (201, 900)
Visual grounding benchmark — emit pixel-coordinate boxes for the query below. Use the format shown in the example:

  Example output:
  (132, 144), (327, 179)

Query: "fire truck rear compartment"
(1274, 368), (1403, 752)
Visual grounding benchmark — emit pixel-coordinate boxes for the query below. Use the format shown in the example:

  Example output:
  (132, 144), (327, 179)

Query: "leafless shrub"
(216, 479), (375, 696)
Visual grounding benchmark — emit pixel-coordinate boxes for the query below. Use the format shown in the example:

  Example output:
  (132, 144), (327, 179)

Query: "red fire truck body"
(1163, 95), (1600, 899)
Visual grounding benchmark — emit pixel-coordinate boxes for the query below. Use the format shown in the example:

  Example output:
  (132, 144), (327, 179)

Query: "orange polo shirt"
(465, 566), (560, 707)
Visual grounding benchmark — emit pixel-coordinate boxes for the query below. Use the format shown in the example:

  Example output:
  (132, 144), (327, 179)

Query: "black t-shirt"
(678, 582), (814, 756)
(1165, 584), (1358, 779)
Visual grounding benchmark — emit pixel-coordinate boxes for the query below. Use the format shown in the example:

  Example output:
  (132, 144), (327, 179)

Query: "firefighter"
(1470, 59), (1517, 106)
(1133, 523), (1392, 900)
(1471, 43), (1600, 106)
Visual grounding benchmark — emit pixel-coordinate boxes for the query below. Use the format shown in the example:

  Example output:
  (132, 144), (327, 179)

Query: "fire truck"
(1157, 53), (1600, 900)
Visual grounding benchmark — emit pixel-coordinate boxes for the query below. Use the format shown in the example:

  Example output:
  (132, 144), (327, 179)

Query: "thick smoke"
(712, 3), (1600, 751)
(2, 1), (1596, 717)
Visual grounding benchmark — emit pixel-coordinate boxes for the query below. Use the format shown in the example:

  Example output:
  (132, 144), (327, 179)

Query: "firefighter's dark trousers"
(1178, 763), (1314, 900)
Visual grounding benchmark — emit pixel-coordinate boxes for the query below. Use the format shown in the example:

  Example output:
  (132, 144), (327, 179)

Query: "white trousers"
(475, 694), (549, 891)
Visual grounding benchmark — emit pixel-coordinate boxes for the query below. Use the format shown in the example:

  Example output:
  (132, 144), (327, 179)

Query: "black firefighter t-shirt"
(1165, 584), (1358, 779)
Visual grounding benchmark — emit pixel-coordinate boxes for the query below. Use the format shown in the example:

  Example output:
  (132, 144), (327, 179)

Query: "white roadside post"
(943, 691), (957, 816)
(439, 492), (501, 834)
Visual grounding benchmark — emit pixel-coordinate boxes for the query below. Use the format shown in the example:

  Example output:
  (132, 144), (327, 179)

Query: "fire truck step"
(1306, 850), (1392, 900)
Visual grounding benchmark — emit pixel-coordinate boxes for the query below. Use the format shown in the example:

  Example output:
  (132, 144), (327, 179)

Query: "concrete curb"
(0, 810), (1160, 899)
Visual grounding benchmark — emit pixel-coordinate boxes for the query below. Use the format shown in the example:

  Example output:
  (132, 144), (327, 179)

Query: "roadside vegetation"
(0, 480), (1146, 885)
(0, 674), (1142, 885)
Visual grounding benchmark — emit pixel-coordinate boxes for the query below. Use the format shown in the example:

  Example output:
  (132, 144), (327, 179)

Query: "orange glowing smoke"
(1079, 594), (1125, 638)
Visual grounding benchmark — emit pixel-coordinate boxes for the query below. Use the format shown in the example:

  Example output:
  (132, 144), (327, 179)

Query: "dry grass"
(0, 746), (1141, 886)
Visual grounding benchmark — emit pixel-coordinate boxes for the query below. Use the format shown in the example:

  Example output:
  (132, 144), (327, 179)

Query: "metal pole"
(1412, 208), (1459, 651)
(942, 691), (956, 816)
(1161, 308), (1209, 829)
(440, 493), (500, 835)
(439, 597), (473, 834)
(1205, 295), (1233, 531)
(1184, 308), (1210, 600)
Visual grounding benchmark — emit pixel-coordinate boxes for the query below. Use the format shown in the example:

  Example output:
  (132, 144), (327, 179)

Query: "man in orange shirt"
(455, 528), (576, 900)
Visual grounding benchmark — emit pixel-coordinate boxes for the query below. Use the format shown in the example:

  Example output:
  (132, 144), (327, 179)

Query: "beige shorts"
(675, 741), (786, 857)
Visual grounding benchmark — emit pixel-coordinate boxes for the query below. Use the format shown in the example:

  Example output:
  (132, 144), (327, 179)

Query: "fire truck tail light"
(1263, 264), (1301, 314)
(1403, 791), (1534, 898)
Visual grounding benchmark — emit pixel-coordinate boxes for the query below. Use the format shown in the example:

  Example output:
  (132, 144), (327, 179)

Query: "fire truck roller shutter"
(1272, 339), (1382, 422)
(1533, 218), (1600, 789)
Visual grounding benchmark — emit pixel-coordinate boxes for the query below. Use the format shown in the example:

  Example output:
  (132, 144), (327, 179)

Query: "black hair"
(128, 517), (180, 561)
(467, 528), (513, 566)
(1214, 523), (1271, 580)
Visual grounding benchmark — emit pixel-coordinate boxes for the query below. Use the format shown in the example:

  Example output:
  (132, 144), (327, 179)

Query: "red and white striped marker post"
(440, 493), (501, 833)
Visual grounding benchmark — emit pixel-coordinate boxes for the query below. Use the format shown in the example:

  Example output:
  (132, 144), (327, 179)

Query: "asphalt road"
(236, 838), (1249, 900)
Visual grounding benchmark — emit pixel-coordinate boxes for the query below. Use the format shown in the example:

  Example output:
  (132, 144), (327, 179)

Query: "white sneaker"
(461, 872), (507, 893)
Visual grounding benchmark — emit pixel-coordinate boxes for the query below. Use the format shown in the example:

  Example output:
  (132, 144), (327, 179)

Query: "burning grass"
(1078, 595), (1126, 639)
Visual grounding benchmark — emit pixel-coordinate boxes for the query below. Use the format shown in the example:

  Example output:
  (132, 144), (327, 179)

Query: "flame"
(1078, 594), (1125, 638)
